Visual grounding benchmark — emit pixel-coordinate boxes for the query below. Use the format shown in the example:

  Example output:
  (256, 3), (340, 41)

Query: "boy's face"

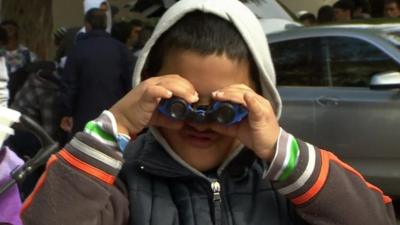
(157, 50), (254, 172)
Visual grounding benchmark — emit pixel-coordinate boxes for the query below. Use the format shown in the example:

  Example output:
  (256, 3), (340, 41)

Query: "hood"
(132, 0), (282, 176)
(83, 0), (112, 33)
(133, 0), (282, 117)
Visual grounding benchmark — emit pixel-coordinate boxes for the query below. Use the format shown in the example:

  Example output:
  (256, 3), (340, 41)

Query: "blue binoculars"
(158, 97), (248, 125)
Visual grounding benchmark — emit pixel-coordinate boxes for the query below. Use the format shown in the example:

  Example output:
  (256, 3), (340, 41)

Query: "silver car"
(268, 25), (400, 198)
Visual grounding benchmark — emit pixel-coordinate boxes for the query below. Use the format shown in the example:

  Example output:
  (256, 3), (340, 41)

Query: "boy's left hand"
(211, 84), (280, 162)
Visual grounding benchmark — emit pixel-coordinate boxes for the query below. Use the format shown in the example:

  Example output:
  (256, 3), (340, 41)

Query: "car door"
(313, 36), (400, 157)
(270, 37), (328, 143)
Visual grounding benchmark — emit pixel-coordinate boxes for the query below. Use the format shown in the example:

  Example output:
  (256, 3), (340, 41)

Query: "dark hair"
(384, 0), (400, 7)
(112, 21), (134, 44)
(333, 0), (356, 12)
(130, 19), (143, 28)
(318, 5), (335, 23)
(137, 26), (153, 49)
(0, 26), (8, 46)
(299, 13), (317, 23)
(354, 0), (371, 13)
(143, 11), (261, 92)
(85, 8), (107, 30)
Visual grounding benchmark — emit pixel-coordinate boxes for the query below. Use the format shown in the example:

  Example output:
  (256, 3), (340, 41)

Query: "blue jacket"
(61, 30), (133, 133)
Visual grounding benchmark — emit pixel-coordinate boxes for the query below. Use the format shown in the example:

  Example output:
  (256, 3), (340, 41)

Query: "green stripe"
(84, 121), (116, 143)
(278, 137), (300, 182)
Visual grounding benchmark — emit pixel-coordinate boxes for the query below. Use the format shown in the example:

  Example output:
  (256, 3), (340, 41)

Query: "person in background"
(130, 19), (144, 53)
(54, 27), (68, 66)
(317, 5), (335, 23)
(353, 0), (372, 19)
(0, 25), (24, 225)
(333, 0), (355, 22)
(384, 0), (400, 18)
(133, 25), (153, 57)
(111, 21), (135, 47)
(0, 26), (9, 106)
(0, 20), (37, 75)
(297, 11), (317, 26)
(0, 20), (37, 104)
(60, 9), (133, 135)
(83, 0), (113, 33)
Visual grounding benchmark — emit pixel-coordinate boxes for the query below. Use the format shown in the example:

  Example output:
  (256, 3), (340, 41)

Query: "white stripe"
(70, 138), (123, 170)
(278, 143), (316, 195)
(101, 110), (119, 137)
(273, 134), (293, 180)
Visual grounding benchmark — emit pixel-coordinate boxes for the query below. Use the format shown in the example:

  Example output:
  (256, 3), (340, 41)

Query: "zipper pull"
(211, 181), (222, 225)
(211, 181), (221, 202)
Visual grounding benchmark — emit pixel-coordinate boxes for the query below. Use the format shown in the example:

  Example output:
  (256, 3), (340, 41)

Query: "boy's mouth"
(181, 126), (218, 147)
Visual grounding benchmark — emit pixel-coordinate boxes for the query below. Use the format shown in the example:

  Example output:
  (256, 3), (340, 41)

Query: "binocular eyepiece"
(158, 97), (248, 125)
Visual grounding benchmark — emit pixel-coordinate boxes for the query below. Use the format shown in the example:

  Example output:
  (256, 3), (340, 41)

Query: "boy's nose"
(186, 121), (212, 132)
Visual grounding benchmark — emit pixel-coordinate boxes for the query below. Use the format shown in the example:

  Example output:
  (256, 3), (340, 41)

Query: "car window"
(326, 36), (400, 87)
(269, 37), (327, 86)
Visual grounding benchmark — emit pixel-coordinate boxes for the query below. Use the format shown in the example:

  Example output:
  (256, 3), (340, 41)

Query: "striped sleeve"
(264, 129), (396, 225)
(21, 111), (131, 224)
(84, 110), (131, 152)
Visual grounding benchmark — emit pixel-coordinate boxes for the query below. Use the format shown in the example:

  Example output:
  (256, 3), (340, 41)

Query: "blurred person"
(317, 5), (335, 23)
(0, 27), (9, 106)
(333, 0), (355, 22)
(0, 20), (38, 105)
(53, 27), (68, 65)
(130, 19), (144, 53)
(84, 0), (113, 33)
(0, 26), (24, 225)
(133, 25), (153, 57)
(297, 11), (317, 26)
(60, 9), (133, 135)
(111, 21), (135, 47)
(353, 0), (372, 19)
(384, 0), (400, 18)
(370, 0), (384, 17)
(0, 20), (37, 74)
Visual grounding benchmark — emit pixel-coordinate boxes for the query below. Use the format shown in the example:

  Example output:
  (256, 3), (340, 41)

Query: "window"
(269, 37), (326, 86)
(326, 36), (400, 87)
(269, 35), (400, 88)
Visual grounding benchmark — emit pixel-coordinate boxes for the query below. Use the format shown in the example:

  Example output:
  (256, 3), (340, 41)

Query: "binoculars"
(158, 97), (248, 125)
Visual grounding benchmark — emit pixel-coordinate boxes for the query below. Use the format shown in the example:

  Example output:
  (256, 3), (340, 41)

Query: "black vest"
(120, 132), (307, 225)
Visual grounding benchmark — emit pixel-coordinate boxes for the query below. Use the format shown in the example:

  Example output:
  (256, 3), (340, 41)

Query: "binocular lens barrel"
(215, 103), (235, 124)
(168, 99), (188, 120)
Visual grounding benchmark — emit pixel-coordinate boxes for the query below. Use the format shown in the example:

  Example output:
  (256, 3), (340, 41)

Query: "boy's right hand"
(109, 75), (199, 136)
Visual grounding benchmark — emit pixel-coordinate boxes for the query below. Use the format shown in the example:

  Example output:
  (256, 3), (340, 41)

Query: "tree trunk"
(1, 0), (53, 60)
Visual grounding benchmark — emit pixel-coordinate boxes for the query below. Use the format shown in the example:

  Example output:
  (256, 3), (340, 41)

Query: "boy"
(21, 0), (396, 224)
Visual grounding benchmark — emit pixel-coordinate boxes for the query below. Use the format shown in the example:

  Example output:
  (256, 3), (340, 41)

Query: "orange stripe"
(21, 154), (58, 215)
(58, 149), (115, 185)
(292, 150), (330, 205)
(327, 152), (392, 204)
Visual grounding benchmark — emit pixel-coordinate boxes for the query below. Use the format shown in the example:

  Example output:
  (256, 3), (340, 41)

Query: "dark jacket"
(119, 132), (307, 225)
(61, 29), (133, 133)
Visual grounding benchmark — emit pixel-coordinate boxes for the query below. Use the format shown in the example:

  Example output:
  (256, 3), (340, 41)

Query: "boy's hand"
(110, 75), (199, 136)
(211, 84), (280, 161)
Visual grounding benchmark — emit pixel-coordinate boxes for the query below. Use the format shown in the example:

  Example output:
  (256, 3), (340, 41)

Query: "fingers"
(244, 92), (266, 123)
(212, 84), (254, 106)
(152, 75), (199, 103)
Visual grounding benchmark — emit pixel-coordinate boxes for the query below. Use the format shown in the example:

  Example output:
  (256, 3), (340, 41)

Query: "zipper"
(211, 180), (222, 225)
